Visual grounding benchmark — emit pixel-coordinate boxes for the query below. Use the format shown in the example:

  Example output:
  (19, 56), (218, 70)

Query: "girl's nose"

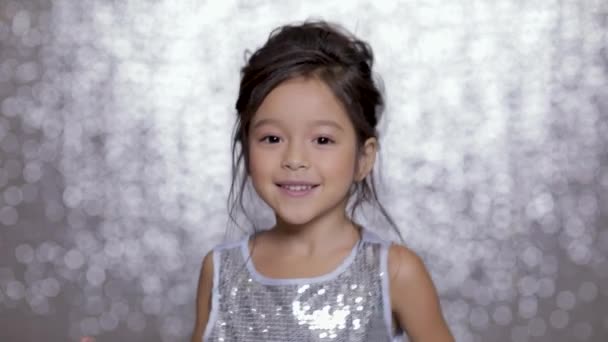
(282, 143), (309, 170)
(282, 159), (309, 170)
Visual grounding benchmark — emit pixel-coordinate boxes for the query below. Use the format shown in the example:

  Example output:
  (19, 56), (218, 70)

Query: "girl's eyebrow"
(251, 118), (280, 129)
(252, 118), (344, 131)
(310, 119), (344, 131)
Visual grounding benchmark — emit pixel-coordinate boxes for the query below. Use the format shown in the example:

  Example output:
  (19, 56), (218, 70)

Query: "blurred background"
(0, 0), (607, 341)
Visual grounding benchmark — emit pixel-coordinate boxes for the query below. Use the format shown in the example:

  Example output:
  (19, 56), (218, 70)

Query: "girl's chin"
(275, 214), (316, 227)
(271, 207), (322, 227)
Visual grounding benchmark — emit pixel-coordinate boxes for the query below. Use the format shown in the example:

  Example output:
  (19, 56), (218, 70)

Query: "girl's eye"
(261, 135), (280, 144)
(315, 136), (334, 145)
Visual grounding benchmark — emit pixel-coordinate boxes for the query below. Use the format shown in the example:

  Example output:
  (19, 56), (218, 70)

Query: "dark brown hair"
(227, 20), (402, 241)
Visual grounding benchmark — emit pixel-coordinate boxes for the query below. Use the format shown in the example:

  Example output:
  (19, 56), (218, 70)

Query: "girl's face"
(248, 76), (376, 227)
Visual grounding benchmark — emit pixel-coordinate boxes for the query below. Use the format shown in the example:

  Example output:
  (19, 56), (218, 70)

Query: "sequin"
(204, 230), (397, 341)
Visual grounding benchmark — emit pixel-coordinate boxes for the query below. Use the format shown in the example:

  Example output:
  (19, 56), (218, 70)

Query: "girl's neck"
(268, 212), (361, 257)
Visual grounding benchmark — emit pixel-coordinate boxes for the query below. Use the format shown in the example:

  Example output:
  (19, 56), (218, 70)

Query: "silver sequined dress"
(203, 229), (407, 342)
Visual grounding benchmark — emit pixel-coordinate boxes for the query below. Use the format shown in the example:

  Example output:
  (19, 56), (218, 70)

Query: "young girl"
(192, 20), (454, 342)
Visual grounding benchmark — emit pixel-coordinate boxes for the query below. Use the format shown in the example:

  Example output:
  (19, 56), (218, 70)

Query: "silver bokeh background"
(1, 0), (607, 341)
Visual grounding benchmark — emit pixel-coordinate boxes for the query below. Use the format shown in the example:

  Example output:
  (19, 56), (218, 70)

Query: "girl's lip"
(276, 184), (319, 197)
(276, 181), (319, 186)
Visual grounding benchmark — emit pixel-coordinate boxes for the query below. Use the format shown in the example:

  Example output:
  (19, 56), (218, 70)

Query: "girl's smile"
(276, 182), (320, 198)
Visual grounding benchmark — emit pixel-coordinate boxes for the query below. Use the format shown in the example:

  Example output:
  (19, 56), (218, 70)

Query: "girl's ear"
(356, 137), (378, 182)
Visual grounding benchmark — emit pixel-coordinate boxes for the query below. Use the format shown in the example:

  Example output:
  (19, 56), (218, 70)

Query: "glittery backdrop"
(0, 0), (607, 341)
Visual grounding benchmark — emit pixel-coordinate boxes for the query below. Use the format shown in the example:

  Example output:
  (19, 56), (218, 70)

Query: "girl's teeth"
(283, 185), (313, 191)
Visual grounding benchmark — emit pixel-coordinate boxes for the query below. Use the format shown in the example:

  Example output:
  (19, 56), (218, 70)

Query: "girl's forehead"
(253, 77), (350, 126)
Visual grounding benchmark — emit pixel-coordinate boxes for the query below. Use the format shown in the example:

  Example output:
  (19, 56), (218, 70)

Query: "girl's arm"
(191, 251), (214, 342)
(389, 245), (455, 342)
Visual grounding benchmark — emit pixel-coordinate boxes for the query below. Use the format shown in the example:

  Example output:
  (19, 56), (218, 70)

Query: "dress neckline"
(240, 227), (369, 285)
